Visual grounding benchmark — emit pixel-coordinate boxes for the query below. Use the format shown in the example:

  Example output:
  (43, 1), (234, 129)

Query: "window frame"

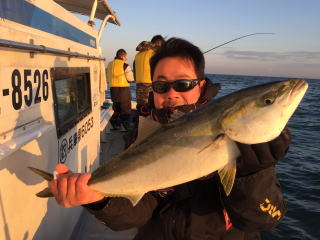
(51, 67), (92, 138)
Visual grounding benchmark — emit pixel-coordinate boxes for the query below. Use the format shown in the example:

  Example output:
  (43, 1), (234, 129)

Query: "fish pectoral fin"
(36, 187), (54, 198)
(28, 167), (53, 181)
(218, 161), (236, 196)
(125, 193), (145, 207)
(198, 134), (225, 153)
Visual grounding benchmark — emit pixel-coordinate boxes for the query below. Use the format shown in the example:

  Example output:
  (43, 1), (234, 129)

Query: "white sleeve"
(125, 65), (134, 82)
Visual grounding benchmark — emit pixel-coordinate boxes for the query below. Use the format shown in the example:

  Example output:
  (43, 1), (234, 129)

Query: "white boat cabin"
(0, 0), (119, 239)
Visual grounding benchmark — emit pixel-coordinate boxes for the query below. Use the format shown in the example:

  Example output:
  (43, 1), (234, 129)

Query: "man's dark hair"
(150, 38), (205, 80)
(116, 49), (127, 58)
(151, 35), (165, 44)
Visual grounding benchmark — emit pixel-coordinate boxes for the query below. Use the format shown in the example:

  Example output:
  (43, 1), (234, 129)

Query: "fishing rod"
(202, 32), (274, 54)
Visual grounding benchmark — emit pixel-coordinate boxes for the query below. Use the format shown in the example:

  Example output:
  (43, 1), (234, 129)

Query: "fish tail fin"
(27, 167), (54, 198)
(36, 187), (54, 198)
(28, 167), (54, 181)
(218, 162), (236, 196)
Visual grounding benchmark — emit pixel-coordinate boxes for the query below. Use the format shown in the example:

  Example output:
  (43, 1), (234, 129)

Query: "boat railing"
(0, 39), (105, 60)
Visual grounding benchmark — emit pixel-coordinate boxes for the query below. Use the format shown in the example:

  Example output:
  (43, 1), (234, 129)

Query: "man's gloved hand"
(236, 128), (291, 177)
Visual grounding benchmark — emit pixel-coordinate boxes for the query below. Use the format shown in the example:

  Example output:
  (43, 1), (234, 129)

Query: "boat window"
(52, 67), (91, 138)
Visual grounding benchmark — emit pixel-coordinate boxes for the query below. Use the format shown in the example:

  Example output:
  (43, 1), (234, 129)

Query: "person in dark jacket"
(50, 38), (291, 240)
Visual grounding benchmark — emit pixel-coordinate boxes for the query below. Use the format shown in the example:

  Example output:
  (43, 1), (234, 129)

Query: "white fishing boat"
(0, 0), (121, 239)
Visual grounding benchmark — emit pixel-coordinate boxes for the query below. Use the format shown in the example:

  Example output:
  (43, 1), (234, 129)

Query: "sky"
(90, 0), (320, 79)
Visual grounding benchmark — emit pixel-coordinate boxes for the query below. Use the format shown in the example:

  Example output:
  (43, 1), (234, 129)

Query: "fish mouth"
(293, 79), (308, 92)
(289, 79), (308, 99)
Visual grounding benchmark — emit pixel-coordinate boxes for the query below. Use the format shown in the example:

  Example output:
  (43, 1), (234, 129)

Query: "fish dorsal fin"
(131, 116), (162, 147)
(218, 161), (237, 196)
(125, 193), (145, 207)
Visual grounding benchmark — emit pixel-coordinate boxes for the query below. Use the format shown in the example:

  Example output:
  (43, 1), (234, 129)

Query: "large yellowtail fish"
(29, 79), (308, 206)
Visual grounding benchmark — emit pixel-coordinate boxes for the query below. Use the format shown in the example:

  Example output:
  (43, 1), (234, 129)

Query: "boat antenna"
(202, 33), (274, 54)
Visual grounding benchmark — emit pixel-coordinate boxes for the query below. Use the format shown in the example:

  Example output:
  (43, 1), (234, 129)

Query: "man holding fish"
(45, 38), (306, 239)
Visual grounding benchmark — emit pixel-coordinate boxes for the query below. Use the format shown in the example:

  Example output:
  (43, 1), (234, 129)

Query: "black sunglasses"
(152, 79), (203, 94)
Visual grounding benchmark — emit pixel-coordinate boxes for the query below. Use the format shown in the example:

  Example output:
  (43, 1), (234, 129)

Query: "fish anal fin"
(92, 190), (145, 207)
(36, 187), (53, 198)
(218, 162), (237, 196)
(126, 193), (145, 207)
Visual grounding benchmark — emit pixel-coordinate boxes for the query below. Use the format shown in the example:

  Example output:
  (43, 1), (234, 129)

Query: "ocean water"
(110, 74), (320, 239)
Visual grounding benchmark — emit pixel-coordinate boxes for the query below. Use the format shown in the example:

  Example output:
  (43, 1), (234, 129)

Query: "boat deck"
(70, 124), (137, 239)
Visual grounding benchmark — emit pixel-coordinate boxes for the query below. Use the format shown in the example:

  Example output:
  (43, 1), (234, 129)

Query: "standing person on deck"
(50, 38), (291, 240)
(134, 35), (165, 116)
(107, 49), (134, 130)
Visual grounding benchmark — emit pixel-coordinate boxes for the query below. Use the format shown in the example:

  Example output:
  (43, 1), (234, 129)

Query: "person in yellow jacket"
(134, 35), (165, 116)
(107, 49), (134, 130)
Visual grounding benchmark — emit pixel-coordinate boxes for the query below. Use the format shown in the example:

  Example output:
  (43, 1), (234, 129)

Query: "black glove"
(236, 128), (291, 177)
(136, 104), (150, 117)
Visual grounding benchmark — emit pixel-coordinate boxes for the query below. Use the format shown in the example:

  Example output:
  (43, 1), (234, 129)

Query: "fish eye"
(264, 97), (274, 105)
